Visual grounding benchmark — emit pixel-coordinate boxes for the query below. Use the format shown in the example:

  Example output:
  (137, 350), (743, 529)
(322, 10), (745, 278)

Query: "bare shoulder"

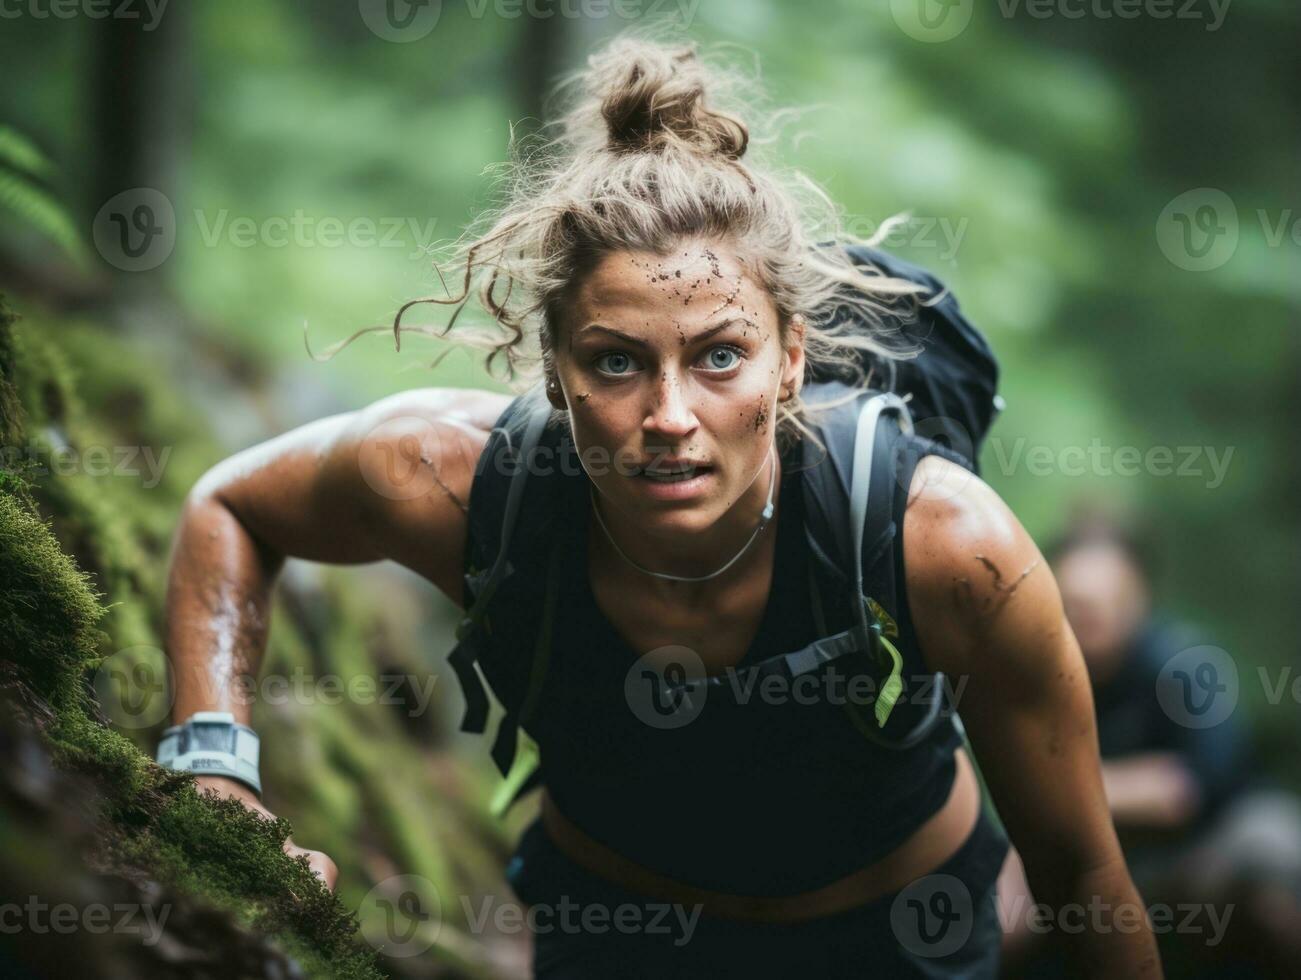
(354, 385), (515, 433)
(339, 385), (515, 604)
(900, 454), (1057, 679)
(194, 385), (516, 611)
(345, 385), (513, 508)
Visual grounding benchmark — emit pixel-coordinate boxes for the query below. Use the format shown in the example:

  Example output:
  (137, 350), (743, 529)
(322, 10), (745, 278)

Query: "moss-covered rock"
(0, 289), (526, 978)
(0, 293), (386, 978)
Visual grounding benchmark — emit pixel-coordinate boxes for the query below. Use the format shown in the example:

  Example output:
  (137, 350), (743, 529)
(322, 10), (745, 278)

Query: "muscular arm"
(165, 386), (508, 725)
(161, 386), (508, 889)
(904, 456), (1162, 979)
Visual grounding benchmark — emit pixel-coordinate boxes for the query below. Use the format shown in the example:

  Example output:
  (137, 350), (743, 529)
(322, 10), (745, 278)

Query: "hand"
(194, 775), (339, 893)
(1101, 754), (1202, 827)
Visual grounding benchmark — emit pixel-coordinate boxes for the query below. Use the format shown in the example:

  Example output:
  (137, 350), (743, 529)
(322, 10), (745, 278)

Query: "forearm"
(1029, 857), (1163, 979)
(164, 491), (284, 726)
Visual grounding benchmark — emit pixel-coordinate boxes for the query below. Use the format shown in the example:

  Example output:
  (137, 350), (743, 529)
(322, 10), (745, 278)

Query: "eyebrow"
(577, 318), (747, 348)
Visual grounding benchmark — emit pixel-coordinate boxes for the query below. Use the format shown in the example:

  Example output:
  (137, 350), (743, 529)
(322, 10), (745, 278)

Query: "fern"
(0, 124), (89, 267)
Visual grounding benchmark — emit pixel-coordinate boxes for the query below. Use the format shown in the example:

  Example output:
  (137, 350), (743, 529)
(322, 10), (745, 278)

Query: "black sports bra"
(527, 435), (965, 897)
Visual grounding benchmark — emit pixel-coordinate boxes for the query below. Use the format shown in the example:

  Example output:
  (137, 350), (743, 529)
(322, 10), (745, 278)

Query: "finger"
(310, 851), (340, 892)
(287, 845), (339, 893)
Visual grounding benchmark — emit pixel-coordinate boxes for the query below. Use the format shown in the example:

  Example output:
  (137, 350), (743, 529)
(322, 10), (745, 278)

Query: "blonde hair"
(316, 29), (938, 453)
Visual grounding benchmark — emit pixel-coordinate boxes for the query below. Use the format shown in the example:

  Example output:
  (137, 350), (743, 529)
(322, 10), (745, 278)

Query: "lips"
(637, 462), (713, 480)
(633, 465), (715, 498)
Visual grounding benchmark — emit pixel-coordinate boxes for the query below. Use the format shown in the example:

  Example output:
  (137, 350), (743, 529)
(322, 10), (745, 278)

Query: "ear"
(545, 374), (567, 411)
(781, 314), (807, 398)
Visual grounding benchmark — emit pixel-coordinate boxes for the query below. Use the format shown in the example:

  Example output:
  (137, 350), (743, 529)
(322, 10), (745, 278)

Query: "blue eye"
(592, 344), (744, 379)
(594, 351), (638, 375)
(702, 345), (743, 371)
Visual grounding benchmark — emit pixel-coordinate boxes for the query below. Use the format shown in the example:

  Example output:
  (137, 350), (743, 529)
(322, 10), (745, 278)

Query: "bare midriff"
(538, 745), (982, 923)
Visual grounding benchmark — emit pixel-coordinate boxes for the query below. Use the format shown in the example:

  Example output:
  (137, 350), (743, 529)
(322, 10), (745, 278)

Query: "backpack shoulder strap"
(445, 381), (587, 817)
(445, 382), (559, 740)
(799, 379), (965, 749)
(858, 422), (974, 748)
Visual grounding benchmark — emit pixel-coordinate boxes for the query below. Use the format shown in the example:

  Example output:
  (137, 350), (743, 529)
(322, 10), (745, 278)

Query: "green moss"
(0, 490), (109, 708)
(0, 294), (385, 979)
(0, 286), (531, 978)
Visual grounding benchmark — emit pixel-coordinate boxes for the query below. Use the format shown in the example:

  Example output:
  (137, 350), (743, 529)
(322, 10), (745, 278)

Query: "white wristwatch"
(156, 711), (262, 796)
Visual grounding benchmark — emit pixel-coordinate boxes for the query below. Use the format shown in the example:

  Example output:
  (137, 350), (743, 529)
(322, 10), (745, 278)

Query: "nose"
(643, 370), (698, 441)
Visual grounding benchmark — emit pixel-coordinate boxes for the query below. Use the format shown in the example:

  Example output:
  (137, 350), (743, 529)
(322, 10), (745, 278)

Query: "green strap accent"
(490, 727), (540, 818)
(874, 632), (904, 728)
(814, 560), (906, 734)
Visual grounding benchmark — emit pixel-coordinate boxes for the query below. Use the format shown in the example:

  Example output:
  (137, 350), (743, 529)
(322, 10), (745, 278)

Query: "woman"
(163, 34), (1161, 978)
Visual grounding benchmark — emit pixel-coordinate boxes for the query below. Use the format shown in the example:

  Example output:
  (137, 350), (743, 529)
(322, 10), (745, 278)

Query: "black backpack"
(448, 244), (1002, 817)
(815, 242), (1004, 472)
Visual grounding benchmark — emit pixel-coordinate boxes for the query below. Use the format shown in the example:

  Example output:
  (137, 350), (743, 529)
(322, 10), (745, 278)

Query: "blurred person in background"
(997, 510), (1301, 979)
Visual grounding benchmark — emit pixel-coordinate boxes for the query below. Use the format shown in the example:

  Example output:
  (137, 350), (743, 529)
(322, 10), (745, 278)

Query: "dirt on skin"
(952, 554), (1041, 620)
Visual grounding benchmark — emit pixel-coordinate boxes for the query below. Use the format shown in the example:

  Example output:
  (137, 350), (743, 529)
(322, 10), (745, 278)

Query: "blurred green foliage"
(0, 1), (1297, 973)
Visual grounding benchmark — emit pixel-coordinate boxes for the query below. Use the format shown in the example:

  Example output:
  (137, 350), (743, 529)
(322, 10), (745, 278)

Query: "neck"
(589, 446), (783, 590)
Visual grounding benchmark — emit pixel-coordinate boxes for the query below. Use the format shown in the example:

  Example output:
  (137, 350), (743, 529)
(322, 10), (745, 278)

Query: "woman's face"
(550, 237), (804, 538)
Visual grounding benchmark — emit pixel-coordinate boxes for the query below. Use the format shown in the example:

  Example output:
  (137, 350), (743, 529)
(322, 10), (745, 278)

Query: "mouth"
(636, 462), (714, 483)
(632, 461), (716, 499)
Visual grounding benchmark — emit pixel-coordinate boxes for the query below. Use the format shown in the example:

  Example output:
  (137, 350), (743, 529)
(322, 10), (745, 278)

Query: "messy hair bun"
(593, 40), (748, 159)
(321, 29), (935, 454)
